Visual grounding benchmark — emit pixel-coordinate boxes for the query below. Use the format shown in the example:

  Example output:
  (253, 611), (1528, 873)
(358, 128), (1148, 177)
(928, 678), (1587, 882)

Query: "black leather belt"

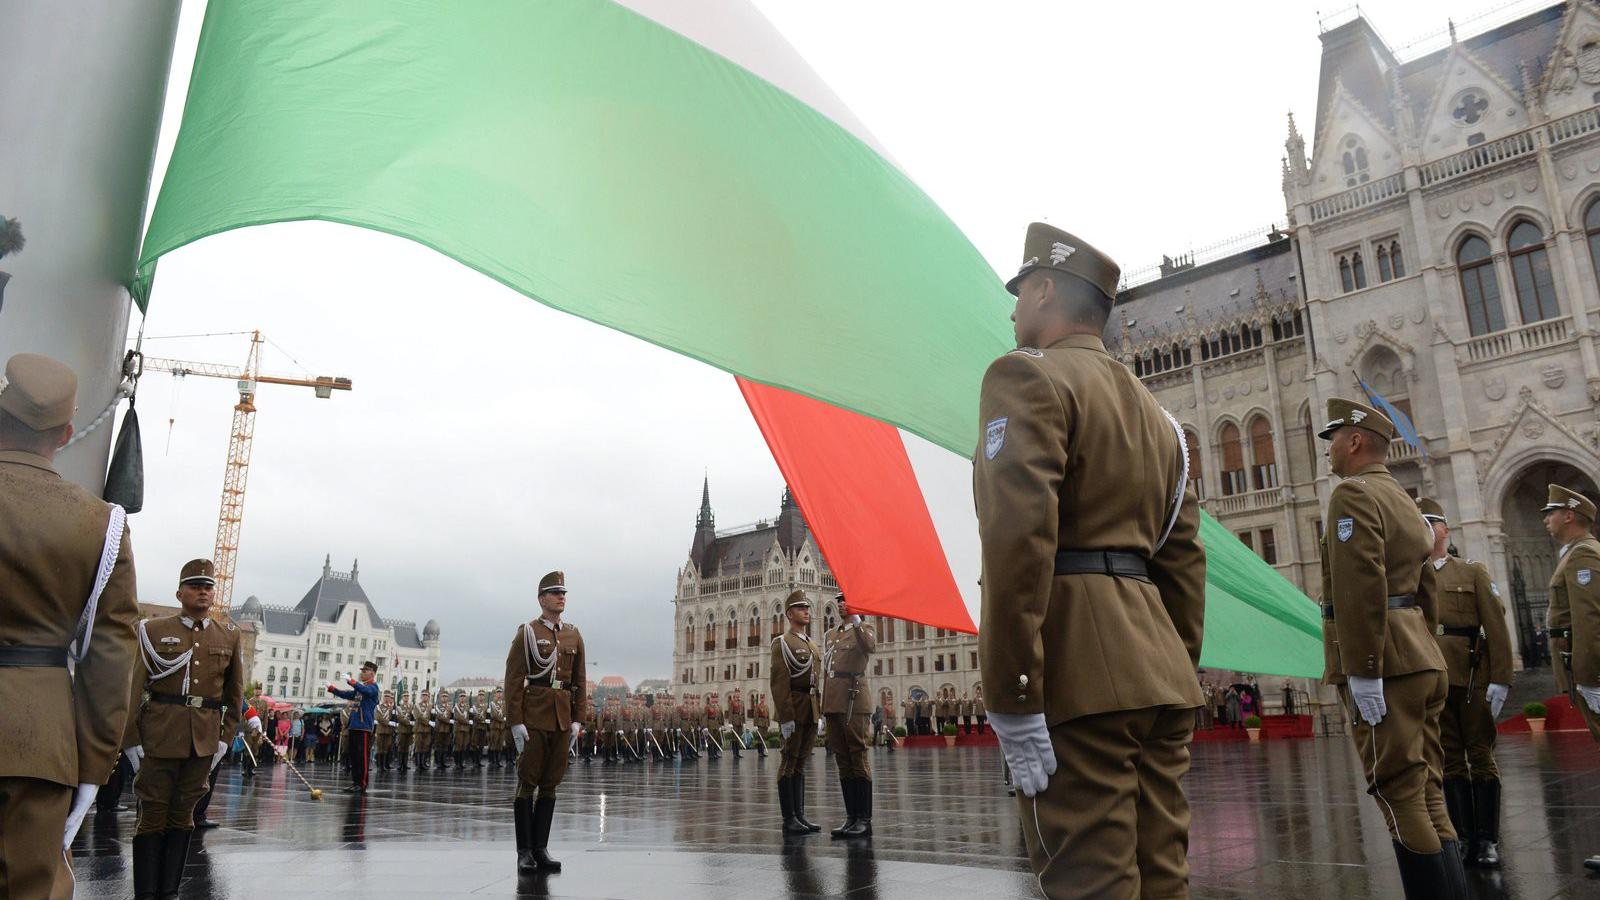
(829, 671), (864, 678)
(1055, 550), (1150, 581)
(0, 645), (69, 667)
(148, 692), (224, 710)
(524, 677), (567, 690)
(1322, 595), (1417, 621)
(1437, 625), (1480, 638)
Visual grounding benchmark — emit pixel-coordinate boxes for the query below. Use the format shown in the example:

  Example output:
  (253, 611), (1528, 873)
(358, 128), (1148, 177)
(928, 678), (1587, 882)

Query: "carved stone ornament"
(1477, 188), (1495, 207)
(1389, 313), (1406, 330)
(1523, 420), (1546, 440)
(1519, 385), (1535, 404)
(1541, 364), (1566, 389)
(1186, 397), (1197, 409)
(1223, 387), (1235, 400)
(1552, 48), (1579, 94)
(1458, 196), (1474, 213)
(1279, 367), (1295, 387)
(1240, 382), (1252, 396)
(1580, 37), (1600, 84)
(1585, 425), (1600, 449)
(1484, 375), (1507, 401)
(1587, 155), (1600, 175)
(1564, 163), (1580, 181)
(1411, 308), (1427, 324)
(1588, 378), (1600, 406)
(1436, 201), (1453, 219)
(1501, 180), (1517, 199)
(1335, 330), (1349, 344)
(1521, 172), (1539, 192)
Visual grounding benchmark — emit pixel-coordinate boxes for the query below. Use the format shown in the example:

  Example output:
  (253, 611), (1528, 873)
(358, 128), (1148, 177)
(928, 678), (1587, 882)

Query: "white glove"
(1484, 683), (1509, 718)
(511, 723), (528, 754)
(211, 740), (228, 772)
(124, 745), (144, 774)
(847, 615), (862, 626)
(1347, 676), (1387, 726)
(246, 715), (262, 733)
(61, 782), (97, 850)
(1579, 684), (1600, 715)
(780, 721), (795, 740)
(988, 711), (1056, 798)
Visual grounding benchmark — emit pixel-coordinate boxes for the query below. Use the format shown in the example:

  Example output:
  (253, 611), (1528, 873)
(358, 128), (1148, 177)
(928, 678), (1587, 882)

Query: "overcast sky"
(125, 0), (1518, 685)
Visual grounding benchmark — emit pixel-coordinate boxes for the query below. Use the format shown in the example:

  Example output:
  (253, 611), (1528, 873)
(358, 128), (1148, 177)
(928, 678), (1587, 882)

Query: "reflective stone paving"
(71, 733), (1600, 898)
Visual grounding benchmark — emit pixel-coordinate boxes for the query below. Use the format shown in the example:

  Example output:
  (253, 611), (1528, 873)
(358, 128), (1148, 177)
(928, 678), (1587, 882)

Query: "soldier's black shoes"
(778, 776), (811, 835)
(531, 796), (562, 872)
(792, 772), (822, 833)
(1472, 779), (1502, 867)
(1439, 840), (1469, 896)
(157, 828), (193, 899)
(831, 778), (873, 839)
(1392, 841), (1453, 900)
(513, 797), (538, 874)
(1585, 855), (1600, 872)
(194, 818), (219, 830)
(132, 832), (162, 899)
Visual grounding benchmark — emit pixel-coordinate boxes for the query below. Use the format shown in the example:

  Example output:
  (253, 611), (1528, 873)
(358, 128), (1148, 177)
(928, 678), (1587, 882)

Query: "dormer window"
(1340, 135), (1370, 187)
(1451, 89), (1489, 127)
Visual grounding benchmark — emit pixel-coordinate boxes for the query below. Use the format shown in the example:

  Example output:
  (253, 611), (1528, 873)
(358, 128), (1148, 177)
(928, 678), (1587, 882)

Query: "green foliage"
(1523, 701), (1547, 719)
(942, 723), (958, 736)
(1244, 715), (1262, 728)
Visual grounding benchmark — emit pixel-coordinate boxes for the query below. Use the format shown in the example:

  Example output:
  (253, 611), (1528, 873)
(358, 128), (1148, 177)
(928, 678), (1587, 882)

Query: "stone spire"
(1284, 112), (1308, 179)
(690, 475), (717, 574)
(351, 558), (359, 582)
(323, 553), (332, 578)
(776, 486), (807, 556)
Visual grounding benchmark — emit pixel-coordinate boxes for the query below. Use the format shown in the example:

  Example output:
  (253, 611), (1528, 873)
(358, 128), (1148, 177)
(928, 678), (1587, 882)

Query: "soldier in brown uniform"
(0, 353), (139, 900)
(974, 687), (987, 734)
(822, 592), (876, 838)
(975, 224), (1206, 900)
(374, 691), (397, 770)
(1418, 497), (1513, 868)
(504, 570), (588, 873)
(413, 690), (433, 770)
(432, 692), (454, 770)
(1541, 484), (1600, 870)
(770, 590), (822, 835)
(1318, 399), (1465, 896)
(125, 559), (245, 899)
(489, 689), (508, 768)
(396, 692), (416, 771)
(752, 693), (771, 757)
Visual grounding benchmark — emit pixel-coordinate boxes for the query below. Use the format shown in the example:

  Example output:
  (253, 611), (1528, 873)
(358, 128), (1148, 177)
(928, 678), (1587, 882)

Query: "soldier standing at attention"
(374, 690), (397, 771)
(414, 690), (434, 771)
(974, 687), (987, 734)
(822, 592), (876, 839)
(126, 559), (244, 899)
(752, 693), (771, 758)
(1318, 399), (1465, 895)
(1419, 497), (1513, 868)
(0, 353), (139, 900)
(1542, 484), (1600, 872)
(505, 571), (588, 873)
(489, 689), (508, 768)
(433, 690), (454, 770)
(975, 225), (1206, 900)
(771, 591), (822, 835)
(327, 661), (380, 792)
(396, 692), (416, 772)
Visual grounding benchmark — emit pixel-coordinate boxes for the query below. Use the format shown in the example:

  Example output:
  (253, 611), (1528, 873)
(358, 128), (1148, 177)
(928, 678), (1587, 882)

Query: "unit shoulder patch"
(1579, 569), (1593, 587)
(1337, 517), (1354, 542)
(984, 417), (1009, 460)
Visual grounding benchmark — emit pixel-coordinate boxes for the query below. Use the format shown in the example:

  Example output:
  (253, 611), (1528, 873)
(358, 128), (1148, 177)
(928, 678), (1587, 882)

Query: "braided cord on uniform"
(778, 633), (812, 677)
(522, 622), (557, 680)
(136, 619), (194, 694)
(69, 504), (125, 667)
(1156, 409), (1190, 553)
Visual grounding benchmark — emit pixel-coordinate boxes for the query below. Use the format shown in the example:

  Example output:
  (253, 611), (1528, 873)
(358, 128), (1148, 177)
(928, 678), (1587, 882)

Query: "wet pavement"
(72, 733), (1600, 898)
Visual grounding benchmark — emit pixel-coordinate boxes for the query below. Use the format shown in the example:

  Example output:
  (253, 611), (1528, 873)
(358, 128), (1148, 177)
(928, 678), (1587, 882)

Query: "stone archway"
(1496, 460), (1599, 667)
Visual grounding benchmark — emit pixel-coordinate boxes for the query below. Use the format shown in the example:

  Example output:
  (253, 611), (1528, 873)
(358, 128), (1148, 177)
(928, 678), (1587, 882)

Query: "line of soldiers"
(898, 689), (987, 735)
(576, 689), (773, 763)
(369, 688), (511, 771)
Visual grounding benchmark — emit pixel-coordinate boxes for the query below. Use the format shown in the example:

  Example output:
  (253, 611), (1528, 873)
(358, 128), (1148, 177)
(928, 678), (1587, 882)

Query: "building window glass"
(1351, 252), (1366, 289)
(1260, 528), (1278, 565)
(1457, 235), (1506, 336)
(1219, 423), (1246, 496)
(1389, 241), (1405, 278)
(1585, 199), (1600, 287)
(1507, 221), (1560, 323)
(1340, 135), (1370, 187)
(1248, 416), (1278, 490)
(1237, 531), (1253, 551)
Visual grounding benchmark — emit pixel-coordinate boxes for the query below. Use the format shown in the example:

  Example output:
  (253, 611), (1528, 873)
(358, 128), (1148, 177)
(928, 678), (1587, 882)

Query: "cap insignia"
(1349, 409), (1367, 424)
(1050, 242), (1076, 265)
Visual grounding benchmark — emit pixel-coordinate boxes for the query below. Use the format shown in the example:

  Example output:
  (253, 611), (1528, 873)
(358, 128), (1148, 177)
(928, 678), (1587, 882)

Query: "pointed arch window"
(703, 612), (717, 652)
(1249, 416), (1279, 490)
(1457, 235), (1506, 336)
(1219, 423), (1247, 496)
(1351, 252), (1367, 289)
(1389, 241), (1405, 278)
(771, 603), (783, 638)
(685, 616), (696, 654)
(1340, 135), (1371, 187)
(1183, 428), (1203, 500)
(1377, 244), (1392, 282)
(1585, 198), (1600, 286)
(747, 606), (761, 648)
(1339, 256), (1354, 292)
(1507, 221), (1560, 323)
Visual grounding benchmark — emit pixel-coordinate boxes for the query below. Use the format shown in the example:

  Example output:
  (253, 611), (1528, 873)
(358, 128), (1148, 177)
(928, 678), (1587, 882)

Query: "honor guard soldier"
(0, 353), (140, 900)
(505, 570), (589, 873)
(822, 592), (876, 838)
(974, 687), (988, 734)
(396, 692), (416, 771)
(489, 689), (508, 768)
(1542, 484), (1600, 872)
(375, 690), (397, 770)
(1419, 497), (1513, 868)
(1318, 399), (1466, 895)
(901, 696), (916, 735)
(432, 691), (454, 770)
(975, 225), (1206, 900)
(727, 689), (747, 755)
(414, 690), (434, 769)
(752, 694), (771, 757)
(771, 590), (822, 835)
(126, 559), (245, 899)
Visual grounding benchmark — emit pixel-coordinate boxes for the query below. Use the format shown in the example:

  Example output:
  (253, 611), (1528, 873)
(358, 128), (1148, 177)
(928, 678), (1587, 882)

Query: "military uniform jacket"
(974, 335), (1206, 722)
(901, 698), (915, 722)
(432, 703), (452, 735)
(769, 630), (820, 725)
(1548, 536), (1600, 684)
(376, 703), (397, 736)
(822, 620), (875, 715)
(489, 702), (507, 740)
(0, 450), (139, 787)
(753, 706), (770, 728)
(1433, 555), (1513, 687)
(397, 704), (416, 735)
(974, 696), (986, 717)
(127, 615), (244, 758)
(1321, 464), (1444, 683)
(960, 699), (974, 717)
(505, 618), (588, 733)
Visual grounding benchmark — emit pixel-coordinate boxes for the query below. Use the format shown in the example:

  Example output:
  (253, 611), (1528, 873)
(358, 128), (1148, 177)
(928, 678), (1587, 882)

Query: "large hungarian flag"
(135, 1), (1321, 675)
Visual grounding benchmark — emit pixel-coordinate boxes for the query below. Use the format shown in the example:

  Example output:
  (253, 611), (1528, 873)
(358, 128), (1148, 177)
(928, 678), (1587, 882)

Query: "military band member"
(396, 692), (416, 771)
(823, 592), (876, 838)
(505, 570), (589, 873)
(1318, 399), (1464, 895)
(414, 690), (434, 770)
(126, 559), (245, 899)
(0, 353), (140, 900)
(1419, 497), (1513, 868)
(489, 689), (508, 768)
(374, 691), (397, 770)
(1542, 485), (1600, 870)
(976, 224), (1206, 900)
(771, 591), (822, 835)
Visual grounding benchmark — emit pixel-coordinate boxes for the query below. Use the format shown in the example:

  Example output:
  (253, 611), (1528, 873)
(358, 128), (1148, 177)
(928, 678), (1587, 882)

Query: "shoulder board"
(1010, 347), (1044, 358)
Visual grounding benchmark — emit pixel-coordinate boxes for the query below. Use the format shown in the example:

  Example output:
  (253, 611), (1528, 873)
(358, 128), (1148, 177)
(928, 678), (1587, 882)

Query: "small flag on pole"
(1357, 376), (1427, 459)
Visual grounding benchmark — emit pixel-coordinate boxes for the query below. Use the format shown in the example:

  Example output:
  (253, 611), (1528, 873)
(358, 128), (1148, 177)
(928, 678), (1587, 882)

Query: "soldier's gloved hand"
(1484, 683), (1509, 718)
(780, 721), (795, 740)
(211, 740), (228, 772)
(62, 783), (96, 850)
(847, 615), (862, 627)
(988, 711), (1056, 798)
(511, 723), (528, 754)
(1347, 676), (1387, 725)
(570, 722), (582, 742)
(1578, 684), (1600, 715)
(124, 745), (144, 774)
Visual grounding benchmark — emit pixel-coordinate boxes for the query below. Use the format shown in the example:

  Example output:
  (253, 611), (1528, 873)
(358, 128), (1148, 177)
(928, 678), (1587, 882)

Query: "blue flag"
(1357, 377), (1426, 459)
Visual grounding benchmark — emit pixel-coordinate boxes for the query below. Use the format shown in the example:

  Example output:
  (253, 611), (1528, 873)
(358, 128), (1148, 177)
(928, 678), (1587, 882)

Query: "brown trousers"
(1439, 684), (1497, 780)
(1341, 669), (1454, 852)
(0, 776), (73, 900)
(824, 713), (872, 780)
(135, 754), (212, 835)
(778, 720), (817, 779)
(515, 728), (570, 799)
(1018, 705), (1194, 900)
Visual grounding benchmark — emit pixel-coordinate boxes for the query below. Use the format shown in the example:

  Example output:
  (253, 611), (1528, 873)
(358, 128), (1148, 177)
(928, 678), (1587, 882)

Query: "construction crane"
(127, 331), (352, 608)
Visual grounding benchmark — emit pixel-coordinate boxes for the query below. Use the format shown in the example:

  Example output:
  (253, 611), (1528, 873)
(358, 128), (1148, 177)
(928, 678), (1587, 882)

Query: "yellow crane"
(129, 331), (352, 608)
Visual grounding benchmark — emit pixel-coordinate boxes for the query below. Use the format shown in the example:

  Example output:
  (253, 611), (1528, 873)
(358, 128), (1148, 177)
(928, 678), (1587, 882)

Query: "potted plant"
(1244, 715), (1262, 742)
(1524, 701), (1547, 735)
(942, 722), (959, 747)
(893, 725), (907, 739)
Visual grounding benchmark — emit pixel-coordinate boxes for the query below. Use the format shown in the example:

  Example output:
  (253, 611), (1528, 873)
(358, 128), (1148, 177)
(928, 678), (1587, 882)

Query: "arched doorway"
(1498, 461), (1599, 667)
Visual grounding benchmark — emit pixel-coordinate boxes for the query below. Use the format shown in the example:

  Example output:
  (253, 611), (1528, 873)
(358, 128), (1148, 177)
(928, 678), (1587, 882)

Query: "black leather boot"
(513, 796), (538, 873)
(780, 776), (810, 835)
(1473, 779), (1501, 867)
(156, 828), (192, 899)
(840, 778), (872, 838)
(830, 777), (858, 838)
(531, 796), (561, 872)
(1442, 777), (1474, 862)
(1392, 842), (1450, 900)
(1439, 839), (1469, 897)
(793, 770), (821, 833)
(132, 832), (163, 900)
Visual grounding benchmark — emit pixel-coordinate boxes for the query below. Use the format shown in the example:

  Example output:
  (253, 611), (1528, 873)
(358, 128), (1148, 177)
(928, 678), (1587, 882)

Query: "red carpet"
(1498, 695), (1591, 733)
